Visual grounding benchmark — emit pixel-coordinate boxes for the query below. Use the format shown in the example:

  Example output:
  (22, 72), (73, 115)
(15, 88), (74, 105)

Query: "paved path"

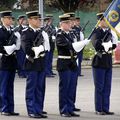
(0, 68), (120, 120)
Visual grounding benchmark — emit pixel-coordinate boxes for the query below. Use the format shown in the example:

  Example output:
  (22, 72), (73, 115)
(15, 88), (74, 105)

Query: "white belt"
(95, 51), (112, 55)
(58, 55), (77, 59)
(103, 51), (112, 54)
(0, 53), (15, 57)
(26, 53), (45, 59)
(39, 53), (45, 57)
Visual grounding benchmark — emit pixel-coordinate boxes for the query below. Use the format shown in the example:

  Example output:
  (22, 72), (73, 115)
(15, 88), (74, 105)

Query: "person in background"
(74, 17), (84, 77)
(43, 14), (56, 77)
(91, 12), (118, 115)
(11, 16), (16, 29)
(15, 15), (28, 78)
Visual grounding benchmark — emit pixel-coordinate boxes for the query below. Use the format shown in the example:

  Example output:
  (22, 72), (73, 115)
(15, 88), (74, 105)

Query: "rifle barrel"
(82, 20), (90, 31)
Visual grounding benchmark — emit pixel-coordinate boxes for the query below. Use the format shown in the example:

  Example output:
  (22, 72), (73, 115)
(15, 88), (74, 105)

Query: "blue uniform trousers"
(45, 50), (54, 75)
(58, 70), (78, 114)
(71, 71), (78, 109)
(92, 67), (112, 112)
(0, 70), (15, 112)
(77, 50), (83, 76)
(16, 48), (27, 77)
(26, 71), (46, 114)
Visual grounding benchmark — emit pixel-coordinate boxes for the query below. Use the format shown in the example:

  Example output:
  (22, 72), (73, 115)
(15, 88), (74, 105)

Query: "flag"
(104, 0), (120, 37)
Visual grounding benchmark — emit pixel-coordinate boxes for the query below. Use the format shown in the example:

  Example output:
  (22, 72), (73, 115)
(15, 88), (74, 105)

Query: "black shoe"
(42, 111), (47, 114)
(51, 73), (56, 75)
(69, 112), (80, 117)
(28, 114), (42, 118)
(79, 74), (84, 77)
(9, 112), (19, 116)
(95, 111), (106, 115)
(46, 74), (55, 77)
(61, 113), (71, 117)
(19, 75), (26, 78)
(1, 112), (11, 116)
(104, 111), (114, 115)
(1, 112), (19, 116)
(73, 108), (81, 112)
(38, 113), (48, 118)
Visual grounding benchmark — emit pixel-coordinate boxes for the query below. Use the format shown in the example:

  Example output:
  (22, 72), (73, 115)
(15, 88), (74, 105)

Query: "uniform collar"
(22, 25), (27, 28)
(102, 28), (109, 32)
(3, 24), (11, 31)
(65, 31), (69, 34)
(29, 25), (38, 32)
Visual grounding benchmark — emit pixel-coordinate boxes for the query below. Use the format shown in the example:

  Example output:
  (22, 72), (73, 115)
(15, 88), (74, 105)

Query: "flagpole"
(39, 0), (44, 26)
(88, 0), (116, 39)
(104, 0), (116, 15)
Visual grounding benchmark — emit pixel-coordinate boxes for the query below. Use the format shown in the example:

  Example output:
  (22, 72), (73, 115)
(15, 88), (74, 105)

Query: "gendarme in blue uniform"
(91, 13), (117, 115)
(21, 11), (47, 118)
(56, 14), (79, 117)
(0, 11), (19, 116)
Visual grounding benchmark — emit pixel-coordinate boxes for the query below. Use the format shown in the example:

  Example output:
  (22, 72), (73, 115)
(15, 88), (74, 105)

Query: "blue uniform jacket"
(56, 29), (77, 71)
(21, 27), (45, 71)
(0, 26), (17, 70)
(91, 27), (116, 69)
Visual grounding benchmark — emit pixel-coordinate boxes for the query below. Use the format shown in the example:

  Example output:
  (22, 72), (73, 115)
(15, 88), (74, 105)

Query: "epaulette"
(29, 27), (33, 31)
(57, 29), (62, 34)
(22, 27), (28, 32)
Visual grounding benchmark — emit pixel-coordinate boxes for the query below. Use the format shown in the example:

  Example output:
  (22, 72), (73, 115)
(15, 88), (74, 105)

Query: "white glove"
(76, 58), (79, 66)
(32, 45), (44, 58)
(4, 44), (16, 55)
(0, 53), (2, 57)
(52, 35), (56, 42)
(14, 32), (21, 50)
(52, 35), (56, 40)
(80, 31), (84, 41)
(102, 41), (112, 52)
(42, 31), (50, 51)
(72, 39), (90, 52)
(111, 30), (118, 45)
(84, 38), (90, 45)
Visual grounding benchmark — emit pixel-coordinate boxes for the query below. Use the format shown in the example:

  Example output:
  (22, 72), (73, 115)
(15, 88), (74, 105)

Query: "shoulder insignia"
(57, 29), (62, 34)
(57, 31), (62, 35)
(22, 27), (28, 32)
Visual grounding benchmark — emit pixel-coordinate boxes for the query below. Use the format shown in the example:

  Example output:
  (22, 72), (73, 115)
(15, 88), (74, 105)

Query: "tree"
(20, 0), (34, 10)
(16, 0), (112, 11)
(57, 0), (80, 12)
(0, 0), (16, 9)
(97, 0), (112, 12)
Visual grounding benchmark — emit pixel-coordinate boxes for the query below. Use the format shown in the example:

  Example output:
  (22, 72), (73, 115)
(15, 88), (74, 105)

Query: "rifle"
(8, 18), (25, 45)
(96, 28), (111, 58)
(33, 30), (44, 47)
(62, 31), (77, 61)
(44, 24), (56, 37)
(7, 30), (17, 45)
(81, 20), (90, 32)
(28, 30), (44, 63)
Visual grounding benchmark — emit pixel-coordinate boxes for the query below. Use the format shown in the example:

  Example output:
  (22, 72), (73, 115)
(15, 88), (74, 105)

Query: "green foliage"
(83, 46), (95, 60)
(0, 0), (16, 9)
(57, 0), (80, 12)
